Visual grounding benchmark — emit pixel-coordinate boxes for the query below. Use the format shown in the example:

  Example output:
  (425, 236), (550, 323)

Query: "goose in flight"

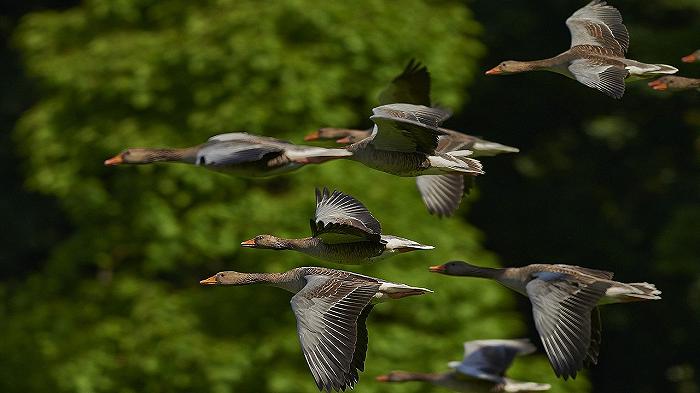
(429, 261), (661, 380)
(377, 338), (551, 392)
(104, 132), (350, 177)
(305, 60), (517, 216)
(200, 267), (431, 392)
(648, 76), (700, 92)
(241, 188), (433, 264)
(485, 1), (677, 98)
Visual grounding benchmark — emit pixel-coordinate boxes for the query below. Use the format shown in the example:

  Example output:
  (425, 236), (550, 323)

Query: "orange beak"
(428, 265), (446, 273)
(240, 239), (257, 247)
(485, 66), (502, 75)
(304, 131), (320, 141)
(104, 154), (124, 166)
(335, 136), (352, 144)
(681, 54), (697, 63)
(200, 275), (218, 285)
(648, 80), (668, 91)
(375, 375), (390, 382)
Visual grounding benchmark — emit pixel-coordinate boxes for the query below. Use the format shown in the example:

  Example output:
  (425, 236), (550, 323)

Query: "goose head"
(682, 50), (700, 63)
(240, 234), (289, 250)
(485, 60), (533, 75)
(429, 260), (486, 276)
(200, 271), (254, 285)
(104, 148), (159, 165)
(304, 128), (367, 144)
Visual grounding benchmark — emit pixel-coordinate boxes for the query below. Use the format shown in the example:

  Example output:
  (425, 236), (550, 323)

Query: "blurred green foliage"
(1, 0), (589, 392)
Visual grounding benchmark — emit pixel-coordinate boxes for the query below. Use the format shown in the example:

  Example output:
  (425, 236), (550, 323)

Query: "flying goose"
(682, 49), (700, 63)
(429, 261), (661, 380)
(305, 60), (517, 217)
(200, 267), (431, 392)
(376, 338), (551, 392)
(241, 188), (433, 264)
(342, 103), (485, 217)
(104, 132), (351, 177)
(648, 76), (700, 92)
(485, 0), (678, 99)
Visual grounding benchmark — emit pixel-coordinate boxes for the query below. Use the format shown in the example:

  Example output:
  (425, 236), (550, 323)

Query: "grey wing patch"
(372, 103), (450, 128)
(453, 339), (536, 382)
(291, 276), (380, 392)
(568, 59), (627, 99)
(526, 278), (611, 380)
(311, 188), (381, 243)
(377, 59), (431, 106)
(207, 132), (293, 145)
(415, 174), (464, 217)
(369, 104), (448, 154)
(585, 307), (602, 367)
(436, 130), (476, 153)
(566, 0), (629, 55)
(556, 265), (614, 280)
(349, 305), (373, 375)
(196, 142), (283, 167)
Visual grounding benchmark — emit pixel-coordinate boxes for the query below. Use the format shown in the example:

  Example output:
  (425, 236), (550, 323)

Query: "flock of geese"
(103, 1), (692, 392)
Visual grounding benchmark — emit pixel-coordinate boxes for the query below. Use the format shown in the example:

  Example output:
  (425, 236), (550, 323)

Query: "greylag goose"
(306, 127), (519, 158)
(104, 132), (351, 177)
(648, 76), (700, 92)
(343, 103), (485, 217)
(682, 49), (700, 63)
(200, 267), (431, 392)
(241, 188), (433, 264)
(376, 338), (551, 392)
(485, 0), (678, 99)
(429, 261), (661, 380)
(305, 60), (517, 217)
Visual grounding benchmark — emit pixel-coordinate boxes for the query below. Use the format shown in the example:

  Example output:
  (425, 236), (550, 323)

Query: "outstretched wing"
(568, 59), (627, 99)
(369, 104), (449, 154)
(415, 174), (464, 217)
(196, 142), (283, 167)
(451, 338), (537, 382)
(291, 276), (379, 392)
(566, 0), (629, 56)
(526, 274), (611, 380)
(378, 59), (431, 106)
(311, 188), (381, 243)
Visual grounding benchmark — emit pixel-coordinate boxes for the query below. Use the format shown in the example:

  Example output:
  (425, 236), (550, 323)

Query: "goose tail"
(429, 153), (484, 175)
(287, 146), (352, 163)
(652, 64), (679, 75)
(378, 282), (433, 299)
(471, 141), (520, 157)
(607, 282), (662, 302)
(502, 378), (552, 392)
(626, 282), (662, 300)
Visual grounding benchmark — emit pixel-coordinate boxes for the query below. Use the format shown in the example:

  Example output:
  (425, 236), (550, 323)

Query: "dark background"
(1, 1), (698, 392)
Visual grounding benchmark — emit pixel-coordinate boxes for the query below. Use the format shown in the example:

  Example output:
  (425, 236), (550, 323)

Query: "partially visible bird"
(305, 60), (517, 216)
(485, 0), (677, 99)
(104, 132), (351, 177)
(682, 49), (700, 63)
(200, 267), (432, 392)
(648, 76), (700, 92)
(429, 261), (661, 380)
(376, 338), (551, 392)
(241, 187), (433, 264)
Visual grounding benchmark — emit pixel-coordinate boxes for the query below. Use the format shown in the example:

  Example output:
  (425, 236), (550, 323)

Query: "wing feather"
(291, 276), (379, 392)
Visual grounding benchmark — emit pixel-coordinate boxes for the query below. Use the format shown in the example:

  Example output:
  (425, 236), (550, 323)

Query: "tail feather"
(627, 282), (662, 300)
(454, 156), (484, 174)
(502, 379), (552, 392)
(471, 141), (520, 157)
(286, 146), (352, 163)
(652, 64), (679, 75)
